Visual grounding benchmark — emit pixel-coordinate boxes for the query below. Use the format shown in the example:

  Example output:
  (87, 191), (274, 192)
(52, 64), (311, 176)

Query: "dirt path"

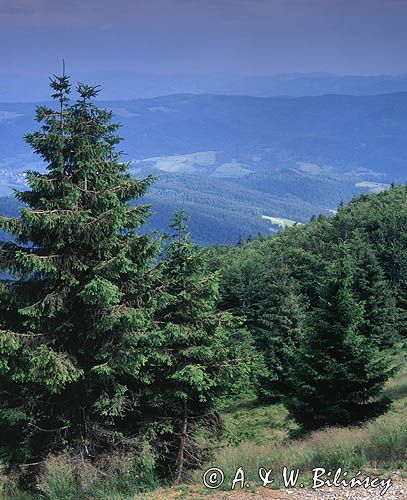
(146, 474), (406, 500)
(219, 475), (406, 499)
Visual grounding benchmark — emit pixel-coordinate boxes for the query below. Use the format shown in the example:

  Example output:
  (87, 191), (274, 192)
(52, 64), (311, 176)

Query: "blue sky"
(1, 0), (407, 78)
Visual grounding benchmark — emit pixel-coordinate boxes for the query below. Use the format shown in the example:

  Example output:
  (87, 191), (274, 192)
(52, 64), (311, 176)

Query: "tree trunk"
(175, 400), (188, 483)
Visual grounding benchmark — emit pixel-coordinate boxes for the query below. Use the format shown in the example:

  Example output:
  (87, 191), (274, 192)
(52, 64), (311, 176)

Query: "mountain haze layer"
(1, 91), (406, 245)
(2, 72), (407, 102)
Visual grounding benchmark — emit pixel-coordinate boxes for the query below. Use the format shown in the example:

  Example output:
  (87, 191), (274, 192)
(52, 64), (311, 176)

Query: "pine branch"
(28, 423), (70, 433)
(0, 330), (43, 338)
(29, 209), (85, 215)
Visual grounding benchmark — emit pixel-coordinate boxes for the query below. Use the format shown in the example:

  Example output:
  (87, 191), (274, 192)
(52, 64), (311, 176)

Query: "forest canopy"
(0, 75), (405, 496)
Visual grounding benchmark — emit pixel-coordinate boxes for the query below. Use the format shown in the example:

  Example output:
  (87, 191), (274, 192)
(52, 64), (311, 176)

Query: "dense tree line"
(209, 184), (406, 428)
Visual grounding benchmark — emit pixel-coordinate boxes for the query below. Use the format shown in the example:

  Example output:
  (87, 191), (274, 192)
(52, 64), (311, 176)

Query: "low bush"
(1, 446), (158, 500)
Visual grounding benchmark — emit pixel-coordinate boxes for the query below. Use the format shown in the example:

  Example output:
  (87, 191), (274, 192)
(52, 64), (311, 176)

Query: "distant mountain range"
(1, 91), (406, 245)
(2, 72), (407, 102)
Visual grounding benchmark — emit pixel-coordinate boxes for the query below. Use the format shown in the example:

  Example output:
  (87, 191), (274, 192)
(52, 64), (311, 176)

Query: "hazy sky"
(1, 0), (407, 77)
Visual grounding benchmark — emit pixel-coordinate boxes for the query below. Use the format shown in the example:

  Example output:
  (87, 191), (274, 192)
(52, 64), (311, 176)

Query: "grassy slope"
(141, 345), (407, 499)
(2, 348), (405, 499)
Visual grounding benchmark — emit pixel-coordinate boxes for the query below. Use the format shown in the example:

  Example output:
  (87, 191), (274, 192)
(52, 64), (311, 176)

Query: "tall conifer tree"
(148, 209), (253, 481)
(286, 244), (393, 430)
(0, 75), (160, 466)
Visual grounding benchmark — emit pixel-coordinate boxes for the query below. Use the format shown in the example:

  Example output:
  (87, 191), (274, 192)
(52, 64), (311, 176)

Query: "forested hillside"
(0, 78), (405, 498)
(2, 91), (407, 244)
(209, 185), (406, 405)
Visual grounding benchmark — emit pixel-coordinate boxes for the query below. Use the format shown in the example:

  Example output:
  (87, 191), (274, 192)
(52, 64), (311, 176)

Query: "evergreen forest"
(0, 76), (406, 499)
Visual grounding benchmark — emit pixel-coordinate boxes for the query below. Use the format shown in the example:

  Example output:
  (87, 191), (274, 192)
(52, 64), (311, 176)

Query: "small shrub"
(35, 446), (158, 499)
(294, 427), (367, 470)
(88, 447), (158, 498)
(37, 455), (81, 500)
(362, 411), (407, 463)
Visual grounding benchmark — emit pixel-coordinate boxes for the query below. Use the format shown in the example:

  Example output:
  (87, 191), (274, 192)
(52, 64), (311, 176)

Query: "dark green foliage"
(0, 78), (259, 482)
(210, 186), (406, 427)
(236, 235), (245, 247)
(350, 230), (398, 348)
(285, 245), (393, 430)
(213, 243), (306, 402)
(145, 210), (256, 481)
(255, 268), (307, 402)
(0, 75), (160, 467)
(0, 75), (257, 488)
(343, 190), (407, 337)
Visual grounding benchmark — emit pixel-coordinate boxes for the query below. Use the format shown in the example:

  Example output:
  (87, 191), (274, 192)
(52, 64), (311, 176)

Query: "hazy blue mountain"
(1, 92), (405, 245)
(2, 72), (407, 102)
(2, 92), (406, 176)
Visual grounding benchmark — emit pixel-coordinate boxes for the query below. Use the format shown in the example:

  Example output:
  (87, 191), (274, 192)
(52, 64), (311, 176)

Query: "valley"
(1, 91), (405, 245)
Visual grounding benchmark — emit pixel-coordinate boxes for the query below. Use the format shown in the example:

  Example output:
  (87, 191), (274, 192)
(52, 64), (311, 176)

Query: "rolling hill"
(1, 92), (406, 245)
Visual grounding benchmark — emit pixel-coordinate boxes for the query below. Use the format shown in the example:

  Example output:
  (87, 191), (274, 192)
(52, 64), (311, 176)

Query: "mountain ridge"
(3, 72), (407, 102)
(1, 91), (406, 245)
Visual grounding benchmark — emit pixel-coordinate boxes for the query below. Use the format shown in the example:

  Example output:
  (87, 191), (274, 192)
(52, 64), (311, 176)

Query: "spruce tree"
(147, 209), (254, 481)
(350, 230), (398, 348)
(255, 266), (306, 402)
(286, 244), (393, 430)
(0, 76), (160, 467)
